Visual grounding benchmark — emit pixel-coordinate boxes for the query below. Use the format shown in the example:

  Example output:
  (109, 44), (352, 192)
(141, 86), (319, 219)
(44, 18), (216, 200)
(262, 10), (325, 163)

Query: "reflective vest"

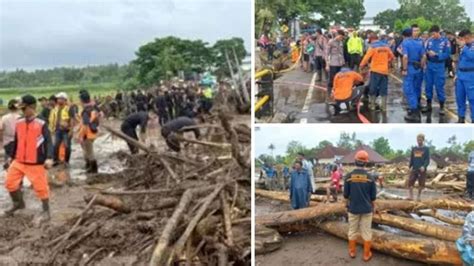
(348, 36), (363, 55)
(203, 88), (213, 99)
(49, 105), (71, 133)
(14, 117), (49, 164)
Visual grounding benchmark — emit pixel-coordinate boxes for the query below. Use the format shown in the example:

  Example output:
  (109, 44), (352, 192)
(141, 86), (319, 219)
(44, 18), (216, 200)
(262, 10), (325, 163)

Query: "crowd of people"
(259, 25), (474, 123)
(260, 133), (474, 262)
(0, 78), (221, 224)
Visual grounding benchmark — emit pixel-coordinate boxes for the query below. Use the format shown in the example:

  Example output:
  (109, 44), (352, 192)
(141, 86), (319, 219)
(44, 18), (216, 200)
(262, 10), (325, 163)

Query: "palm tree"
(268, 143), (275, 158)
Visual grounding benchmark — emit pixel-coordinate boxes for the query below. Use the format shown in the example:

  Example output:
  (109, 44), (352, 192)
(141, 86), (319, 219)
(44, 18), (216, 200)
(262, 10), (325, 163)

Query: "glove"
(44, 159), (54, 169)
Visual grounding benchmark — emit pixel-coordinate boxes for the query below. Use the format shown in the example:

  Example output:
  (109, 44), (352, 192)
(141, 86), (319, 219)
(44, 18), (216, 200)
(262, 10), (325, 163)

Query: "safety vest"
(203, 88), (213, 99)
(14, 117), (49, 164)
(348, 36), (363, 55)
(49, 105), (71, 133)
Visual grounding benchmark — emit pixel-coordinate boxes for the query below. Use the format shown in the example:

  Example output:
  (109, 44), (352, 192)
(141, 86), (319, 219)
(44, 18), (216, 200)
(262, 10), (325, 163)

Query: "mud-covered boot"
(421, 100), (432, 113)
(380, 96), (388, 112)
(85, 160), (91, 172)
(4, 190), (25, 216)
(317, 70), (323, 82)
(89, 160), (98, 174)
(439, 102), (445, 116)
(369, 96), (376, 111)
(404, 109), (421, 123)
(33, 199), (51, 226)
(458, 117), (465, 123)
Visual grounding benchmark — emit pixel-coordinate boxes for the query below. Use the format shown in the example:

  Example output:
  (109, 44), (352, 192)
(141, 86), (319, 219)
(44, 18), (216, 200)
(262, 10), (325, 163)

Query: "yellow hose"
(255, 95), (270, 112)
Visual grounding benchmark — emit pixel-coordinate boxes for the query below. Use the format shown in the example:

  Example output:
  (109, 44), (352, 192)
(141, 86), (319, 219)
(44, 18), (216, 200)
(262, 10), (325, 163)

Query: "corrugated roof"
(315, 145), (351, 159)
(341, 145), (388, 164)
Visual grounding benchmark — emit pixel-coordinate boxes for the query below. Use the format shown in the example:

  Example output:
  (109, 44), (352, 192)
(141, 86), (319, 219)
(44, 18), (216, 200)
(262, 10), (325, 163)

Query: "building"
(341, 145), (388, 165)
(359, 17), (381, 33)
(315, 145), (351, 164)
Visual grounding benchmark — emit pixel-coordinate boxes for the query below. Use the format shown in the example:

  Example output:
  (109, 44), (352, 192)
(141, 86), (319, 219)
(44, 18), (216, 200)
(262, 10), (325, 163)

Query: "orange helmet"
(355, 150), (369, 163)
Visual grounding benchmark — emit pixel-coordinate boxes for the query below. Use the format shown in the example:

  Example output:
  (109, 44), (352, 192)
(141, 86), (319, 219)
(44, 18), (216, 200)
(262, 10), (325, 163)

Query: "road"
(257, 67), (470, 124)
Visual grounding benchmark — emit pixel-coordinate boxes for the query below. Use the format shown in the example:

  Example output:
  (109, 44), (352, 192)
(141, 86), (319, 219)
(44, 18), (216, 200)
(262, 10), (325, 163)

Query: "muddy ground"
(0, 114), (251, 265)
(255, 197), (425, 266)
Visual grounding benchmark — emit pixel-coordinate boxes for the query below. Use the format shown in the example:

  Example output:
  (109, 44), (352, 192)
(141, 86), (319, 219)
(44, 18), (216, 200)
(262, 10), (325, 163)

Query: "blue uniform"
(456, 42), (474, 121)
(402, 38), (425, 110)
(289, 169), (312, 209)
(262, 165), (277, 178)
(425, 37), (451, 103)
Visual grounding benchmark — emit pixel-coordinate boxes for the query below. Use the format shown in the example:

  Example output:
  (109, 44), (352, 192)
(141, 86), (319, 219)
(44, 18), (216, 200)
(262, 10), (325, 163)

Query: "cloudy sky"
(255, 125), (474, 157)
(0, 0), (251, 71)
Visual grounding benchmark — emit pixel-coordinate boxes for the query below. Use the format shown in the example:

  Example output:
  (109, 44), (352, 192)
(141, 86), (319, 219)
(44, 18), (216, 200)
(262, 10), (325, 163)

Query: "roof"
(341, 145), (388, 164)
(315, 145), (351, 159)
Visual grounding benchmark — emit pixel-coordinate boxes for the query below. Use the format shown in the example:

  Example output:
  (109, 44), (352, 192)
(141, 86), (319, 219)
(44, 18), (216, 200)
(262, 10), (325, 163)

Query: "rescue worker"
(344, 150), (376, 261)
(297, 152), (315, 193)
(360, 34), (395, 112)
(423, 25), (451, 115)
(3, 95), (53, 222)
(456, 29), (474, 123)
(466, 150), (474, 199)
(412, 24), (426, 110)
(78, 90), (100, 173)
(49, 92), (73, 164)
(282, 165), (290, 190)
(38, 97), (51, 123)
(120, 111), (152, 154)
(347, 31), (364, 71)
(331, 67), (364, 114)
(161, 116), (200, 152)
(154, 88), (169, 126)
(262, 162), (278, 190)
(326, 30), (346, 101)
(135, 90), (148, 112)
(200, 85), (213, 114)
(0, 99), (21, 169)
(401, 28), (427, 122)
(314, 29), (328, 82)
(289, 160), (312, 209)
(408, 133), (430, 201)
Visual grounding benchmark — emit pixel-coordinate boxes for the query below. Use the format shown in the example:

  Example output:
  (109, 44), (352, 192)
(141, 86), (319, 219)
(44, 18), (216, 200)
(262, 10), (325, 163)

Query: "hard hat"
(355, 150), (369, 163)
(56, 92), (68, 100)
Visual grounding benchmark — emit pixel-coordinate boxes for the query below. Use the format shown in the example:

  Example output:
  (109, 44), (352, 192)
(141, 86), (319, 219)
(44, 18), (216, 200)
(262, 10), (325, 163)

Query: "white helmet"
(56, 92), (68, 100)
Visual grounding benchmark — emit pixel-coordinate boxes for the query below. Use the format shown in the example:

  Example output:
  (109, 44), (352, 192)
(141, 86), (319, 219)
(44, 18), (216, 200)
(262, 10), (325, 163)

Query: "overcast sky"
(255, 125), (474, 157)
(0, 0), (251, 71)
(364, 0), (474, 18)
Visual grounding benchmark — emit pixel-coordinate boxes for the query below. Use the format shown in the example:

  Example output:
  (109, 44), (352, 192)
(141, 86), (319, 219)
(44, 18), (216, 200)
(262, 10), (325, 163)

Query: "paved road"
(258, 67), (469, 124)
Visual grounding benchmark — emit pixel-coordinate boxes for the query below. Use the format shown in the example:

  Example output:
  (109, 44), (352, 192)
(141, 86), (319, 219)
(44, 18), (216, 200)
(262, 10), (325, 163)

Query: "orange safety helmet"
(355, 150), (369, 163)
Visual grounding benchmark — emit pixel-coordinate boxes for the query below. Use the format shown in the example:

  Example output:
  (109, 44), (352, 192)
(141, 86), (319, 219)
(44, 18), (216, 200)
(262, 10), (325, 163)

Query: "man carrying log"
(161, 116), (200, 152)
(120, 111), (155, 154)
(408, 133), (430, 201)
(343, 150), (376, 262)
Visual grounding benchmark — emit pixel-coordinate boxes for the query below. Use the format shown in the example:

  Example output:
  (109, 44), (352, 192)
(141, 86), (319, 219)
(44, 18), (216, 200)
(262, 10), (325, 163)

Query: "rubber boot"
(85, 160), (91, 172)
(89, 160), (98, 174)
(349, 240), (357, 258)
(380, 96), (387, 112)
(404, 109), (421, 123)
(4, 190), (26, 216)
(439, 102), (445, 116)
(421, 100), (432, 113)
(369, 96), (376, 111)
(33, 199), (51, 226)
(458, 117), (465, 123)
(363, 241), (373, 261)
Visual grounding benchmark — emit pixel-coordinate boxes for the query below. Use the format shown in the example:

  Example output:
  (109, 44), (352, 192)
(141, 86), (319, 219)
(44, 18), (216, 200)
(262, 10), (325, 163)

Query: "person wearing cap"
(78, 90), (100, 173)
(408, 133), (430, 201)
(49, 92), (73, 164)
(423, 25), (451, 115)
(3, 95), (53, 222)
(455, 29), (474, 123)
(360, 33), (395, 112)
(331, 67), (365, 114)
(344, 150), (376, 261)
(326, 30), (346, 102)
(289, 160), (312, 209)
(0, 99), (21, 169)
(401, 27), (426, 122)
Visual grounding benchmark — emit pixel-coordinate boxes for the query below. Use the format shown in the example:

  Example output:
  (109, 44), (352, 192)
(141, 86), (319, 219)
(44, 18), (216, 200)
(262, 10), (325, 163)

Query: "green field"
(0, 82), (118, 104)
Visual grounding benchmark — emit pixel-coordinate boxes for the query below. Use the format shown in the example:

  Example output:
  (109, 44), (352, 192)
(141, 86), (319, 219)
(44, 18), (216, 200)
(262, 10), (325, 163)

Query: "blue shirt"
(457, 42), (474, 81)
(263, 165), (277, 178)
(343, 168), (377, 214)
(402, 38), (425, 72)
(426, 37), (451, 63)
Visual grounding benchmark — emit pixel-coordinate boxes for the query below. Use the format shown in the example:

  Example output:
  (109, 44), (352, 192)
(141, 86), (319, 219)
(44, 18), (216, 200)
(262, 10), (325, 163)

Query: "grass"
(0, 82), (118, 104)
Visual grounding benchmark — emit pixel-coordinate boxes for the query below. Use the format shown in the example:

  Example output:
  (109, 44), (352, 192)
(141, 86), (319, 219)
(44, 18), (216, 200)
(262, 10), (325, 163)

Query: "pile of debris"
(4, 110), (251, 265)
(255, 189), (471, 265)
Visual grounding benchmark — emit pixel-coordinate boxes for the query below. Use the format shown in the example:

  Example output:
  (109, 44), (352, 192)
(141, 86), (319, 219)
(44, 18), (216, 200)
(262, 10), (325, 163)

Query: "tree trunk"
(255, 189), (323, 204)
(319, 221), (462, 265)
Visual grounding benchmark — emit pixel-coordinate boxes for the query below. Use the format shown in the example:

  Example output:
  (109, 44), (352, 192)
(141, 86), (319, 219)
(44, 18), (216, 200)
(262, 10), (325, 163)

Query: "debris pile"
(4, 110), (251, 265)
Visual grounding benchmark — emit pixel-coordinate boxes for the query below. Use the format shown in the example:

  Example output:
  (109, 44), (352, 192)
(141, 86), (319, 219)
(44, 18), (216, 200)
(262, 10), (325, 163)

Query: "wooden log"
(372, 213), (462, 241)
(417, 209), (465, 226)
(255, 189), (323, 204)
(319, 221), (462, 265)
(84, 194), (130, 213)
(102, 125), (149, 152)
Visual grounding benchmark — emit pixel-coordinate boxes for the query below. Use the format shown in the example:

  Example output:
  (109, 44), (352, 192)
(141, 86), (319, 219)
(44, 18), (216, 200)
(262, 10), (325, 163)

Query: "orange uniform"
(6, 117), (53, 199)
(360, 43), (394, 75)
(333, 71), (364, 101)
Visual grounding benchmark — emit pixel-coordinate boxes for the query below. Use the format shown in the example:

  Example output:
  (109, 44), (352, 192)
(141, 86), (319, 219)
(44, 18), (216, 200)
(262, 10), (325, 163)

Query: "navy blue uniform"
(402, 38), (425, 111)
(343, 168), (376, 214)
(425, 37), (451, 103)
(456, 42), (474, 121)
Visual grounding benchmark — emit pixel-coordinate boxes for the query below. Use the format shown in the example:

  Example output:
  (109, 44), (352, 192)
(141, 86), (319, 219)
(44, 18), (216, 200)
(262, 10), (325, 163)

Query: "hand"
(325, 65), (330, 72)
(44, 159), (54, 169)
(402, 70), (408, 76)
(428, 51), (437, 57)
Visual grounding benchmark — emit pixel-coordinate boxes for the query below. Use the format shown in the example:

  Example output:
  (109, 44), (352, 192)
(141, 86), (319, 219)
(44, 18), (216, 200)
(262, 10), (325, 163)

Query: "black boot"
(404, 109), (421, 123)
(317, 70), (322, 82)
(458, 117), (465, 123)
(33, 199), (51, 226)
(439, 102), (445, 116)
(88, 160), (98, 174)
(421, 100), (432, 113)
(85, 160), (91, 172)
(4, 190), (25, 216)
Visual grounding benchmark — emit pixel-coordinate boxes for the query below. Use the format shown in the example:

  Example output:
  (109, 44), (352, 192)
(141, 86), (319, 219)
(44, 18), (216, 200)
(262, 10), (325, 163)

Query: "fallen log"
(372, 213), (462, 241)
(319, 221), (462, 265)
(84, 194), (131, 213)
(417, 209), (465, 226)
(255, 189), (324, 204)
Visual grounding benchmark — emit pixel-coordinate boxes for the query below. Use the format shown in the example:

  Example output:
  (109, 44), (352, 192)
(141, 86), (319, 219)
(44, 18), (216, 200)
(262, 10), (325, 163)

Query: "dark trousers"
(349, 53), (361, 70)
(121, 125), (139, 154)
(467, 171), (474, 196)
(327, 66), (342, 96)
(54, 130), (72, 163)
(158, 109), (169, 126)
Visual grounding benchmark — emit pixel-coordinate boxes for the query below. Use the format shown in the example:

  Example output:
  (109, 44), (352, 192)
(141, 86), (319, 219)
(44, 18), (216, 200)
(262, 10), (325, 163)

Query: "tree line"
(0, 37), (247, 90)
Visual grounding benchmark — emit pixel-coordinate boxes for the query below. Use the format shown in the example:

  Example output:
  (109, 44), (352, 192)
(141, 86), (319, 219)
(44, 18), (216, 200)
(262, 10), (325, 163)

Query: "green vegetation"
(374, 0), (472, 32)
(256, 132), (474, 167)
